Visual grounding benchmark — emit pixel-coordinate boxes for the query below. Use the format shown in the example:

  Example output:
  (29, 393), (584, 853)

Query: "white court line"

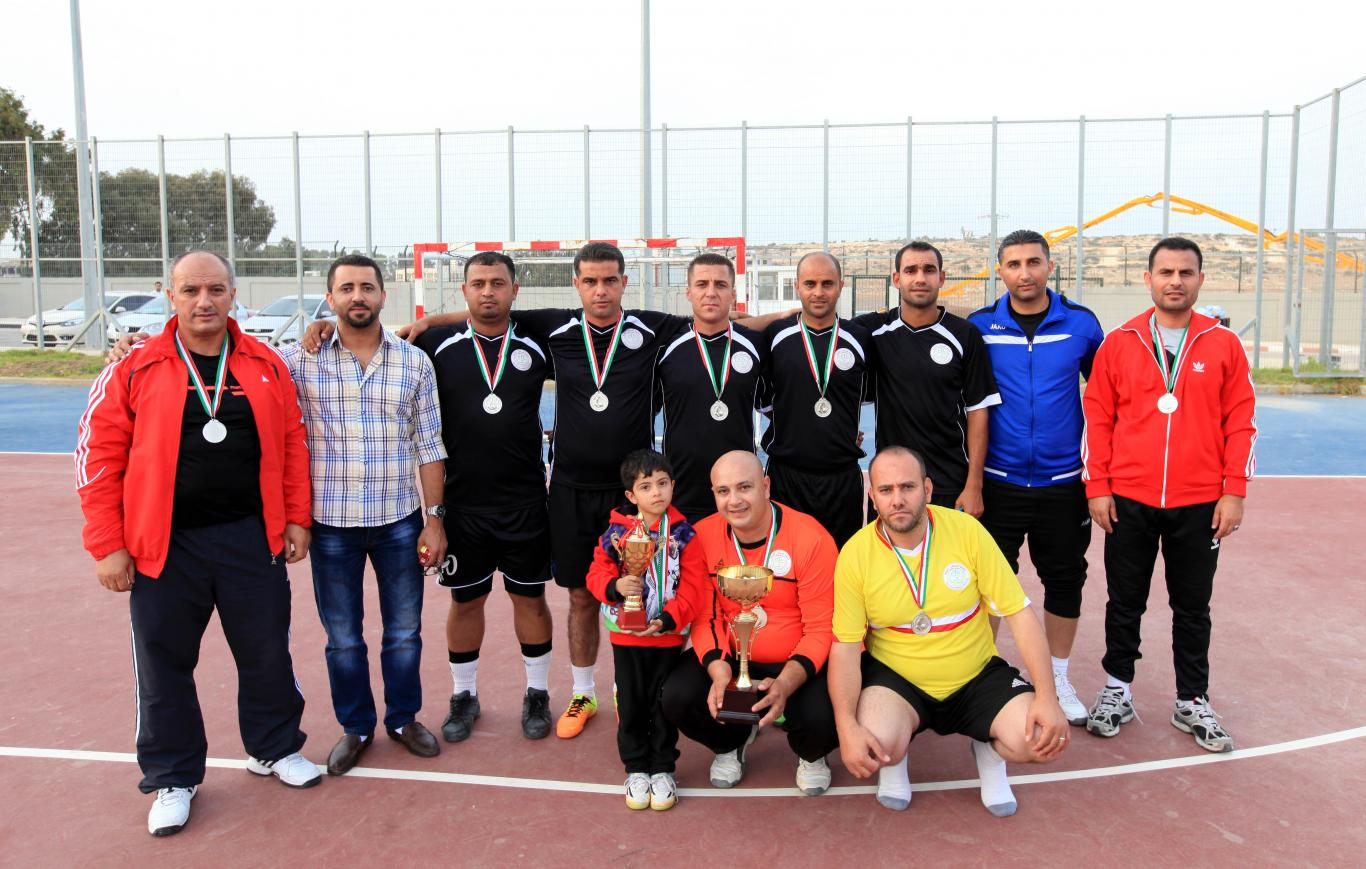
(3, 725), (1364, 797)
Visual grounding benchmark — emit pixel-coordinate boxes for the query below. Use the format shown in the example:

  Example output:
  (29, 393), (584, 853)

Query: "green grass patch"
(0, 349), (106, 379)
(1253, 367), (1364, 394)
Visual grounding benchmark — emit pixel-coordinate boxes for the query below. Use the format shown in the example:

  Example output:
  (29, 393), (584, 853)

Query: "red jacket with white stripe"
(76, 318), (312, 578)
(1082, 308), (1256, 509)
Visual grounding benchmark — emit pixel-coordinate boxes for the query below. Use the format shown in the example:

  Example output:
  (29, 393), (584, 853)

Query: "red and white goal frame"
(409, 236), (748, 319)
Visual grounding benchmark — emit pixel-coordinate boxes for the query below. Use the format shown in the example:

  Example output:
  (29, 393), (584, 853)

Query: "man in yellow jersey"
(828, 446), (1067, 816)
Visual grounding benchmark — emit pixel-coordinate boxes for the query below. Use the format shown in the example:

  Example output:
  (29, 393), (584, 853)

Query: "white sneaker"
(148, 786), (196, 837)
(1053, 671), (1088, 726)
(624, 772), (651, 810)
(796, 756), (831, 796)
(649, 772), (677, 811)
(709, 726), (757, 788)
(246, 752), (322, 788)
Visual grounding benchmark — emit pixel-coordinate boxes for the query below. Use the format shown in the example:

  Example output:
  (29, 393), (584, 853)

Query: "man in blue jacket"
(967, 230), (1105, 727)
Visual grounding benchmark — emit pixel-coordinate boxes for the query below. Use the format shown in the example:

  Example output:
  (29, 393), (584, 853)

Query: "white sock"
(1105, 674), (1132, 700)
(571, 664), (596, 698)
(1051, 656), (1069, 677)
(523, 652), (551, 692)
(972, 739), (1017, 817)
(452, 659), (478, 697)
(876, 757), (912, 810)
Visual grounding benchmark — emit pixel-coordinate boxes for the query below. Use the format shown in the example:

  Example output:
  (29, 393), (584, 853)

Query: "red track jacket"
(1082, 308), (1257, 509)
(76, 317), (312, 578)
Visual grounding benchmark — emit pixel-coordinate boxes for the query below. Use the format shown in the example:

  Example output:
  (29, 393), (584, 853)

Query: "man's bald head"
(710, 450), (771, 536)
(170, 249), (235, 288)
(797, 251), (842, 281)
(868, 445), (927, 484)
(712, 450), (764, 483)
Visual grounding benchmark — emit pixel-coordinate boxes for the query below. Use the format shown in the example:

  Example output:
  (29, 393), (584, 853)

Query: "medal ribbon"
(580, 312), (625, 392)
(174, 330), (228, 420)
(876, 511), (933, 611)
(470, 324), (512, 394)
(1149, 316), (1189, 393)
(693, 325), (733, 400)
(730, 504), (777, 569)
(645, 515), (670, 618)
(798, 318), (839, 397)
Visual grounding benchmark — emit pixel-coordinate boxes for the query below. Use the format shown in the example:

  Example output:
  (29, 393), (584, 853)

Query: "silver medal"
(590, 390), (610, 412)
(1157, 392), (1179, 414)
(910, 611), (932, 636)
(814, 397), (832, 418)
(482, 394), (503, 415)
(202, 418), (227, 444)
(710, 400), (729, 421)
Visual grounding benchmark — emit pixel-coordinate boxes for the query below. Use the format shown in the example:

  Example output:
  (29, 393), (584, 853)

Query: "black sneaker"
(442, 690), (480, 743)
(522, 688), (552, 740)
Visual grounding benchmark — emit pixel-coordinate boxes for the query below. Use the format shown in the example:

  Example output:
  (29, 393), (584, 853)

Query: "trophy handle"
(731, 610), (758, 690)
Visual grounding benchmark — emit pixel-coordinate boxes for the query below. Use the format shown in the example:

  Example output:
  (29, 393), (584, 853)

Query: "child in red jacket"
(587, 449), (708, 811)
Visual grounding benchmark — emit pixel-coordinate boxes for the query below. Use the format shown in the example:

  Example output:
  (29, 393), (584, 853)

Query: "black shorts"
(861, 652), (1034, 743)
(442, 503), (551, 603)
(547, 482), (622, 589)
(980, 478), (1090, 619)
(765, 459), (867, 547)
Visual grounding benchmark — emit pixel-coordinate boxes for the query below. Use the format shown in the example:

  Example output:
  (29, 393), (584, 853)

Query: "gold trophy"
(714, 564), (775, 724)
(610, 520), (654, 632)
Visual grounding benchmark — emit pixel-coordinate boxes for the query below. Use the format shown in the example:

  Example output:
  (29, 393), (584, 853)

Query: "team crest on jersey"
(621, 328), (644, 349)
(930, 343), (953, 365)
(511, 348), (532, 371)
(768, 549), (793, 576)
(731, 351), (754, 374)
(834, 347), (855, 371)
(942, 562), (970, 591)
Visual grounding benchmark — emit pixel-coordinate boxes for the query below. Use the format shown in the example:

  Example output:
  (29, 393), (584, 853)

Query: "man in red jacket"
(77, 250), (319, 838)
(1081, 237), (1257, 753)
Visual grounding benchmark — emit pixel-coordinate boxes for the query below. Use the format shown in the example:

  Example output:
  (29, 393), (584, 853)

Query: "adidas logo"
(989, 323), (1008, 330)
(1192, 361), (1206, 373)
(261, 374), (270, 383)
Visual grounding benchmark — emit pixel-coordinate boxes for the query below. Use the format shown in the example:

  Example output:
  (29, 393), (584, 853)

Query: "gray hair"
(169, 249), (236, 287)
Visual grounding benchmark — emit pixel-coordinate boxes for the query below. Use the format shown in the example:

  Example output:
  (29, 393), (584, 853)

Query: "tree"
(2, 87), (69, 268)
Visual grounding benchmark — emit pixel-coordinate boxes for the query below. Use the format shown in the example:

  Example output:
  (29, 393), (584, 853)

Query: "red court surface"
(1, 452), (1363, 866)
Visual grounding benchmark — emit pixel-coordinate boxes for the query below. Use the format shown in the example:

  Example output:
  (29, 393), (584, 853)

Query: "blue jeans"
(310, 510), (425, 734)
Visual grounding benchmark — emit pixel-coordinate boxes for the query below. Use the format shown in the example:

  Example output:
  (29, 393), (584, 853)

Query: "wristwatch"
(426, 504), (447, 519)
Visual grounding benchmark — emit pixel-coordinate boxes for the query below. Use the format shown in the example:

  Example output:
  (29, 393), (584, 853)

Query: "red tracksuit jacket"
(76, 317), (312, 578)
(1082, 308), (1257, 509)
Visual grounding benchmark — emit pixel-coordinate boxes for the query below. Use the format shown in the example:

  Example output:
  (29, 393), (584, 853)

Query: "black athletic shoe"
(522, 688), (552, 740)
(442, 691), (481, 743)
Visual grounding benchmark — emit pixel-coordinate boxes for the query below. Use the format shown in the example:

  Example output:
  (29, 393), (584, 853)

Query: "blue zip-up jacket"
(967, 289), (1105, 488)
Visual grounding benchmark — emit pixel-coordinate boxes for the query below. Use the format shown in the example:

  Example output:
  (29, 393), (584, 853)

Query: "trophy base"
(616, 607), (649, 632)
(717, 683), (762, 725)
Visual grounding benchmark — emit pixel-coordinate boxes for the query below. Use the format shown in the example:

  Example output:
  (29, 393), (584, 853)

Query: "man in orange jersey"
(660, 450), (840, 795)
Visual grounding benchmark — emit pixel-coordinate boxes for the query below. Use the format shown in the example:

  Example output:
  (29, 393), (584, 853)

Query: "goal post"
(406, 236), (748, 319)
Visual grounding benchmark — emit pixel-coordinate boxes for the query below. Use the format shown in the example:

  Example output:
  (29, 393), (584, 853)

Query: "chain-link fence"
(3, 75), (1363, 368)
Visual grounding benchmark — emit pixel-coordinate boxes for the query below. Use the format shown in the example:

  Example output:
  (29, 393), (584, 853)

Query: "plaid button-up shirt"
(279, 329), (446, 527)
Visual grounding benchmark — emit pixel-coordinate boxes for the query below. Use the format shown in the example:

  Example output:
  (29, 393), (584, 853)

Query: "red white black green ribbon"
(581, 312), (624, 393)
(645, 514), (669, 618)
(174, 330), (228, 421)
(694, 324), (732, 401)
(798, 318), (839, 399)
(470, 324), (511, 395)
(1149, 315), (1189, 393)
(877, 510), (933, 612)
(731, 505), (776, 569)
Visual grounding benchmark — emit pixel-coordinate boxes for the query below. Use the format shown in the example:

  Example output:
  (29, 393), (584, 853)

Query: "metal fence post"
(223, 133), (236, 270)
(292, 131), (304, 310)
(24, 137), (45, 350)
(1282, 107), (1299, 368)
(434, 128), (443, 243)
(740, 121), (748, 243)
(1253, 110), (1269, 369)
(362, 130), (372, 255)
(822, 119), (830, 251)
(988, 116), (998, 300)
(905, 115), (913, 242)
(1320, 89), (1340, 368)
(507, 125), (516, 240)
(1076, 115), (1086, 299)
(157, 134), (170, 281)
(91, 136), (106, 306)
(1162, 114), (1173, 236)
(583, 125), (591, 238)
(661, 122), (668, 237)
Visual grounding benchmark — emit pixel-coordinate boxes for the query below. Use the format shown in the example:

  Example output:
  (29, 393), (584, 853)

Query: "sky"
(7, 0), (1366, 139)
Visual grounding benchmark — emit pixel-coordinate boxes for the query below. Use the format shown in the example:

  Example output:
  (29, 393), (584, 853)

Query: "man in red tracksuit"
(1081, 237), (1257, 753)
(77, 250), (318, 837)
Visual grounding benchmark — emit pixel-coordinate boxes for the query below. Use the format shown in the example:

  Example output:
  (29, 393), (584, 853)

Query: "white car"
(106, 296), (256, 342)
(238, 295), (336, 344)
(21, 292), (158, 346)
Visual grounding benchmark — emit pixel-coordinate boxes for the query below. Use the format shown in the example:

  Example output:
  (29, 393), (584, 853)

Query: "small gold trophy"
(714, 564), (775, 724)
(610, 520), (655, 632)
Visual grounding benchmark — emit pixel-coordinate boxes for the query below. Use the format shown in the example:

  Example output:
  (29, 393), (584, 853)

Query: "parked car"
(106, 296), (256, 342)
(238, 295), (335, 344)
(21, 292), (158, 346)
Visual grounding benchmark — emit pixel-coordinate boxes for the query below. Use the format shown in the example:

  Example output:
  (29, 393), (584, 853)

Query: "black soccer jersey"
(512, 308), (689, 489)
(655, 321), (766, 518)
(417, 323), (551, 512)
(758, 313), (873, 470)
(851, 306), (1001, 494)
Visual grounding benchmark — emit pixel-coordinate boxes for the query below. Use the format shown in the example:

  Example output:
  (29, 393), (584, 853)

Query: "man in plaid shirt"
(278, 254), (449, 775)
